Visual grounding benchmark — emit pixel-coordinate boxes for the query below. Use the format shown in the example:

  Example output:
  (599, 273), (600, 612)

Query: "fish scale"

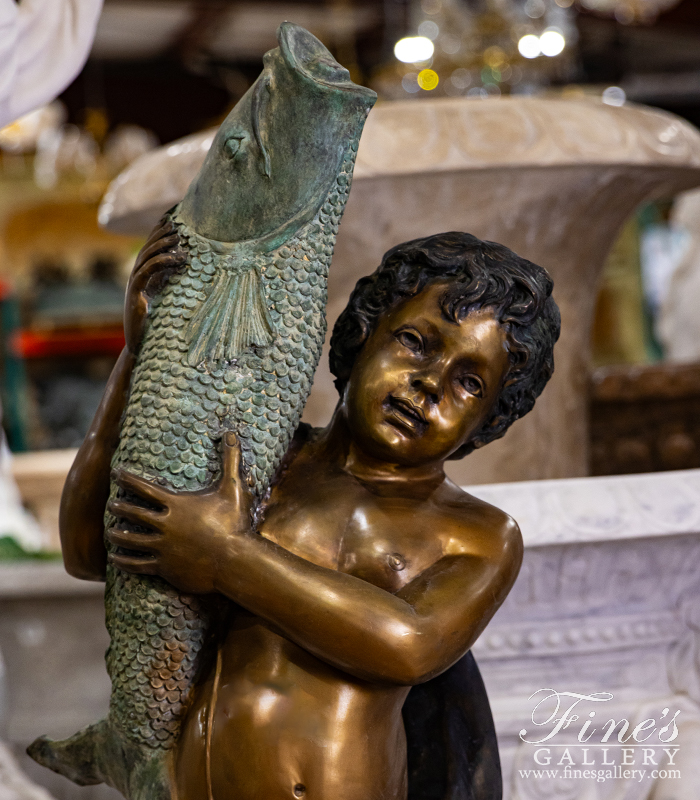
(27, 22), (375, 798)
(105, 145), (356, 748)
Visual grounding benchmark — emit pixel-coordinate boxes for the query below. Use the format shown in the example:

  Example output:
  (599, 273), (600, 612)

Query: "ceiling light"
(518, 34), (541, 59)
(540, 30), (566, 57)
(394, 36), (434, 63)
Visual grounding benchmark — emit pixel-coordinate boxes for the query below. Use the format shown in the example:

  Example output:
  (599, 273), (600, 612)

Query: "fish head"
(177, 22), (376, 247)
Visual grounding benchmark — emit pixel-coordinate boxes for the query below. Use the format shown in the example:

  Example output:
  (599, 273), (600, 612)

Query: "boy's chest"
(260, 470), (445, 593)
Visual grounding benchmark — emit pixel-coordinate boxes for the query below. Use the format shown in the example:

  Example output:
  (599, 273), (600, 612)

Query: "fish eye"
(224, 135), (245, 159)
(395, 329), (424, 354)
(459, 374), (484, 398)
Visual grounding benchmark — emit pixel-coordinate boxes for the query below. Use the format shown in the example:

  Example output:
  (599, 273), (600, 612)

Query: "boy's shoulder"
(433, 477), (522, 557)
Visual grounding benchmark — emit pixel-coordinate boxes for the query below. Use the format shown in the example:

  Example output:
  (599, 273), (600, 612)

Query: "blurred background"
(3, 0), (700, 486)
(3, 1), (700, 798)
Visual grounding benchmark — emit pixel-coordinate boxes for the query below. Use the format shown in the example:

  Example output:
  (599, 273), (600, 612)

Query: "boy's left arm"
(106, 438), (523, 685)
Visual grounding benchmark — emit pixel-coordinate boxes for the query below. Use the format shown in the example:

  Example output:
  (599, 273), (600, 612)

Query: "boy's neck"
(316, 410), (446, 488)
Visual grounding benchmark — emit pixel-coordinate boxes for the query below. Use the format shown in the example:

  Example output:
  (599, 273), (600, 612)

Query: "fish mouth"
(278, 22), (376, 97)
(384, 395), (428, 435)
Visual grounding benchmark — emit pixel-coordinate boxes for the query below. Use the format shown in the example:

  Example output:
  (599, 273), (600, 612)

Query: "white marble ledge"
(467, 468), (700, 547)
(0, 562), (104, 599)
(10, 450), (700, 556)
(5, 464), (700, 595)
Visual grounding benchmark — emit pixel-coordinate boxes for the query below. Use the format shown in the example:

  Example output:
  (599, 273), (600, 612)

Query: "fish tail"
(27, 722), (106, 787)
(27, 718), (175, 800)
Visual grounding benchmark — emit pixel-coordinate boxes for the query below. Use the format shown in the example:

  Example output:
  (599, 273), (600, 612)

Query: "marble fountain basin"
(99, 96), (700, 487)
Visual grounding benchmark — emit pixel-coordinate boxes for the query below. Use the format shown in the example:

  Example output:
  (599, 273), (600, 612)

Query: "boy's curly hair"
(329, 232), (561, 459)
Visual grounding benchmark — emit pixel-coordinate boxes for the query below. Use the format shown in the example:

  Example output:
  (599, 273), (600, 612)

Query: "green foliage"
(0, 535), (60, 560)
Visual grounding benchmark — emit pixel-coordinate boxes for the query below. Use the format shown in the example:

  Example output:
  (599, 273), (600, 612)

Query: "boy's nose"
(410, 370), (440, 405)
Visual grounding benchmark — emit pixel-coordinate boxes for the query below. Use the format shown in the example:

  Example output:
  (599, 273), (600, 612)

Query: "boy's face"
(343, 281), (510, 467)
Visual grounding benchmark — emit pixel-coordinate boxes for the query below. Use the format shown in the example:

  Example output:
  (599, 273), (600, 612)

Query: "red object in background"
(11, 326), (126, 359)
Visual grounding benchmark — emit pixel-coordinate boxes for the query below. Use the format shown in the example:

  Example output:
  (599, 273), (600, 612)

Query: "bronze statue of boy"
(57, 230), (559, 799)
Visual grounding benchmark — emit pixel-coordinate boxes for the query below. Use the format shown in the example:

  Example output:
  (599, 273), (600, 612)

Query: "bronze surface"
(29, 30), (561, 793)
(60, 274), (524, 799)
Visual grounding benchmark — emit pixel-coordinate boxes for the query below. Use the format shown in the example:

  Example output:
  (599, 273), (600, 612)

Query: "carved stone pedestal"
(99, 96), (700, 485)
(470, 469), (700, 800)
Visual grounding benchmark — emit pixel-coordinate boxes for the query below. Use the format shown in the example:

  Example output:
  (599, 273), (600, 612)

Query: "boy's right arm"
(60, 219), (186, 581)
(60, 347), (135, 580)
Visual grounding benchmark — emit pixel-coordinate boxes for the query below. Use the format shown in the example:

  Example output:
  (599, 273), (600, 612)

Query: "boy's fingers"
(107, 499), (163, 527)
(143, 217), (177, 246)
(132, 235), (182, 276)
(130, 250), (186, 296)
(221, 431), (242, 488)
(135, 222), (171, 259)
(107, 528), (160, 551)
(111, 469), (171, 506)
(141, 220), (174, 251)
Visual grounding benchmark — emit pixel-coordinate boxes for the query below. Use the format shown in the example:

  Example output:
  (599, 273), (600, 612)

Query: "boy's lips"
(384, 395), (428, 434)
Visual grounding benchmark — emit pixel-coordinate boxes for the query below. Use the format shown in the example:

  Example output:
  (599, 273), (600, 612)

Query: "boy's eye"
(460, 375), (484, 398)
(395, 329), (424, 353)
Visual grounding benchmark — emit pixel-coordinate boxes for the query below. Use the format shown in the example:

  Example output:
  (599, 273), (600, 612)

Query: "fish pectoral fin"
(187, 266), (275, 367)
(228, 268), (276, 354)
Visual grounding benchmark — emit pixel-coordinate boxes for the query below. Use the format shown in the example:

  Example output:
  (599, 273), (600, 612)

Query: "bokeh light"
(417, 20), (440, 40)
(525, 0), (546, 17)
(540, 30), (566, 56)
(394, 36), (435, 63)
(450, 68), (472, 90)
(518, 34), (541, 59)
(440, 34), (461, 55)
(602, 86), (626, 106)
(484, 46), (506, 68)
(417, 69), (440, 90)
(402, 73), (420, 94)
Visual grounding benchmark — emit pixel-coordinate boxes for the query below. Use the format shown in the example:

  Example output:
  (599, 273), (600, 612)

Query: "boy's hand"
(124, 219), (186, 355)
(106, 432), (254, 594)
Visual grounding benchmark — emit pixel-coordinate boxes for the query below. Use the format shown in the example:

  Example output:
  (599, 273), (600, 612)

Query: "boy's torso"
(176, 434), (494, 800)
(260, 431), (492, 590)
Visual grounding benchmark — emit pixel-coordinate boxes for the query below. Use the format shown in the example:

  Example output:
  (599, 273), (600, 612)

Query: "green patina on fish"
(28, 23), (375, 799)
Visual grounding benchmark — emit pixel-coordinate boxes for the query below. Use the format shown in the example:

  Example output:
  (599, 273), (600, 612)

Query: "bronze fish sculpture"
(28, 22), (375, 799)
